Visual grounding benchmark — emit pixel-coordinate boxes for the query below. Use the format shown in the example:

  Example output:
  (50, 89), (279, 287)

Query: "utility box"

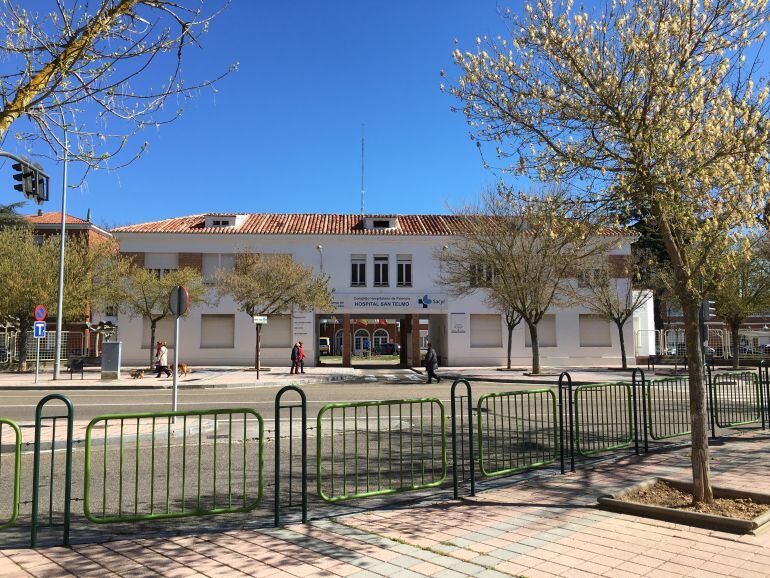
(101, 341), (122, 380)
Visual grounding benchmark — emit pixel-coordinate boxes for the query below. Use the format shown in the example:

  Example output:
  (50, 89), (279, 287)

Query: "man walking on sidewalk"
(424, 341), (440, 384)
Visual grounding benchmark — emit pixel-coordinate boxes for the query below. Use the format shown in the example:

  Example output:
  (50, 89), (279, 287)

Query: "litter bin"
(101, 341), (122, 380)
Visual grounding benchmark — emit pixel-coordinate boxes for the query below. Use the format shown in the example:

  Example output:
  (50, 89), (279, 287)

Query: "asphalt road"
(0, 372), (530, 423)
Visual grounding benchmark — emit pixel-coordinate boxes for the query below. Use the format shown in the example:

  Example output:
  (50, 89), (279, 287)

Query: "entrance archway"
(353, 329), (370, 355)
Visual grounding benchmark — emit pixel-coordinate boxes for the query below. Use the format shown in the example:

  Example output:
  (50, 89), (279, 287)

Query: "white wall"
(115, 230), (639, 368)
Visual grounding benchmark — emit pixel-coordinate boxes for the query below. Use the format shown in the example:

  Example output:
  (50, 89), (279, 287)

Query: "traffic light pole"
(52, 131), (68, 380)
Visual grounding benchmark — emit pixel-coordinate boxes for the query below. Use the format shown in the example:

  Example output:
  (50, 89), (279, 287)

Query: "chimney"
(86, 208), (92, 222)
(37, 209), (43, 216)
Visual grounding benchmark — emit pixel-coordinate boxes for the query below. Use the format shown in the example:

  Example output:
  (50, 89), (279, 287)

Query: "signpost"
(253, 315), (268, 380)
(33, 306), (47, 384)
(169, 286), (189, 413)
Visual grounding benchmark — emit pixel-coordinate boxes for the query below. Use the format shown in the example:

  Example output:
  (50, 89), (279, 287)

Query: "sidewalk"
(0, 366), (361, 390)
(0, 364), (663, 391)
(2, 432), (769, 577)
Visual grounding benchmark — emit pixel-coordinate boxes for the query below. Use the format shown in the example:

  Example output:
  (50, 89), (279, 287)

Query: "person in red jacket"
(297, 341), (306, 373)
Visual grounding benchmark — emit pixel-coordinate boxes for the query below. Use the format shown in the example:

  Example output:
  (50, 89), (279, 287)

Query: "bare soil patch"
(623, 480), (769, 520)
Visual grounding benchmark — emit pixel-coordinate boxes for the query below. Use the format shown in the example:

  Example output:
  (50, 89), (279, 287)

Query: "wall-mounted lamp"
(317, 244), (324, 273)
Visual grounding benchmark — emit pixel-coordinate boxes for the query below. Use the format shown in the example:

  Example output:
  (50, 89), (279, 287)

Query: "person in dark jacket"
(297, 341), (306, 373)
(290, 342), (300, 374)
(424, 342), (440, 383)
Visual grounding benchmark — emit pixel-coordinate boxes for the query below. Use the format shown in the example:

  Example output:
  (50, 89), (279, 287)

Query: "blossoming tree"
(448, 0), (770, 502)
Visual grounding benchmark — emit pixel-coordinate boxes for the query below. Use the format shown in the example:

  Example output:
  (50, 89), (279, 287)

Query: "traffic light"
(10, 159), (49, 204)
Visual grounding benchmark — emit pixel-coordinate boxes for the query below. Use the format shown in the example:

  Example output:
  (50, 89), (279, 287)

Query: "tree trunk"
(506, 322), (514, 370)
(254, 323), (261, 379)
(682, 298), (713, 504)
(17, 318), (30, 372)
(730, 322), (740, 370)
(149, 320), (157, 369)
(616, 320), (628, 370)
(527, 321), (541, 374)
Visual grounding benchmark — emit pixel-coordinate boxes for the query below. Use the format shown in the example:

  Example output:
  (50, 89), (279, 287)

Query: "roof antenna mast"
(360, 124), (365, 216)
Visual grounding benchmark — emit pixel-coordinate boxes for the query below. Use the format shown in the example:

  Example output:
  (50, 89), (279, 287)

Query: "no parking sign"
(34, 304), (47, 321)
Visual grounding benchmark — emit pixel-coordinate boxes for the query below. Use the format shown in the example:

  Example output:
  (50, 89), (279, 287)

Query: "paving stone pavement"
(2, 431), (770, 577)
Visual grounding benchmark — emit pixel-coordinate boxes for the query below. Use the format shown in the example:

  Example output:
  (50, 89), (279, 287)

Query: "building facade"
(112, 213), (641, 368)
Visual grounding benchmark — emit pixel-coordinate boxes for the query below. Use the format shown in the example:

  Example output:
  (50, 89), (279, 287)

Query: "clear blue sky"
(14, 1), (517, 229)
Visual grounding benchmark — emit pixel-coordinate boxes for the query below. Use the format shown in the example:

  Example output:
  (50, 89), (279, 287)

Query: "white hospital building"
(112, 213), (651, 368)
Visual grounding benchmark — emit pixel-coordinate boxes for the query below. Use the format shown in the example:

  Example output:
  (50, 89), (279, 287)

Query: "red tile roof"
(112, 213), (635, 237)
(26, 212), (89, 225)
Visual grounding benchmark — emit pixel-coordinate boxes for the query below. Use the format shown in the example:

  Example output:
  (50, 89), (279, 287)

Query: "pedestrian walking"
(290, 342), (300, 374)
(297, 341), (306, 373)
(155, 341), (171, 378)
(424, 341), (440, 383)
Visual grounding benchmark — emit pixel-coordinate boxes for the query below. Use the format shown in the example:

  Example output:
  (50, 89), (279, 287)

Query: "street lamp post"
(52, 129), (68, 380)
(317, 244), (324, 273)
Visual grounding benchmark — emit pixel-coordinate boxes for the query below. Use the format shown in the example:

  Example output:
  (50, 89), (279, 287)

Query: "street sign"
(33, 321), (46, 339)
(169, 285), (190, 317)
(34, 304), (47, 321)
(253, 315), (268, 324)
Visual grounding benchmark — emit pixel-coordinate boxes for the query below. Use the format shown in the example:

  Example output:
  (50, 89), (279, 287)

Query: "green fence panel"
(316, 398), (446, 503)
(0, 418), (21, 530)
(476, 389), (558, 477)
(713, 371), (762, 428)
(647, 376), (691, 440)
(84, 408), (264, 523)
(574, 382), (633, 456)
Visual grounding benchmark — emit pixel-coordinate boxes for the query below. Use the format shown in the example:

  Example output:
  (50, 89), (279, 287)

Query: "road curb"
(0, 374), (360, 391)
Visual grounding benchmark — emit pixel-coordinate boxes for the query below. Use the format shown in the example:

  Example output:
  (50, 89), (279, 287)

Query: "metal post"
(172, 314), (180, 413)
(450, 378), (474, 498)
(274, 385), (307, 526)
(31, 394), (74, 548)
(35, 338), (40, 384)
(631, 368), (644, 455)
(52, 129), (68, 380)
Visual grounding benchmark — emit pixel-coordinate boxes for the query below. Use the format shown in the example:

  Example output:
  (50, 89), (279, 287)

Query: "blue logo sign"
(418, 295), (432, 309)
(33, 321), (46, 339)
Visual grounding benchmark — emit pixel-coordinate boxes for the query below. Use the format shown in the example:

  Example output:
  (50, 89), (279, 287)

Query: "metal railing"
(476, 389), (558, 477)
(450, 379), (475, 498)
(711, 371), (764, 428)
(31, 394), (74, 548)
(316, 398), (446, 502)
(274, 386), (308, 526)
(573, 382), (634, 456)
(0, 418), (21, 530)
(84, 408), (264, 523)
(646, 376), (691, 441)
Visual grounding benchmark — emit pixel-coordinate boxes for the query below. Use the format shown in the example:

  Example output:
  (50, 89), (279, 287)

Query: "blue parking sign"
(33, 321), (46, 339)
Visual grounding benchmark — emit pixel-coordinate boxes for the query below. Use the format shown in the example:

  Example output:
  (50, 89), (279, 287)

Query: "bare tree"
(215, 253), (333, 378)
(0, 1), (233, 174)
(448, 0), (770, 503)
(566, 254), (651, 369)
(438, 187), (615, 374)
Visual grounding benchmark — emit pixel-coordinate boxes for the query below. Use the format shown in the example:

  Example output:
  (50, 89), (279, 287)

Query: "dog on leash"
(171, 363), (191, 376)
(130, 369), (145, 379)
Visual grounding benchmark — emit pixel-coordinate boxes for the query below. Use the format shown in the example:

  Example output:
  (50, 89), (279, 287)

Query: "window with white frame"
(397, 254), (412, 287)
(373, 255), (389, 287)
(202, 253), (235, 282)
(470, 263), (495, 287)
(145, 252), (178, 279)
(525, 314), (557, 347)
(354, 329), (370, 353)
(469, 314), (502, 348)
(351, 255), (366, 287)
(373, 328), (389, 348)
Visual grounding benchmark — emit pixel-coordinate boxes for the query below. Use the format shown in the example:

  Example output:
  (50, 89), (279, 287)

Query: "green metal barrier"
(84, 408), (264, 523)
(712, 371), (762, 428)
(0, 418), (21, 530)
(646, 376), (690, 440)
(477, 389), (558, 477)
(574, 382), (633, 456)
(316, 398), (446, 503)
